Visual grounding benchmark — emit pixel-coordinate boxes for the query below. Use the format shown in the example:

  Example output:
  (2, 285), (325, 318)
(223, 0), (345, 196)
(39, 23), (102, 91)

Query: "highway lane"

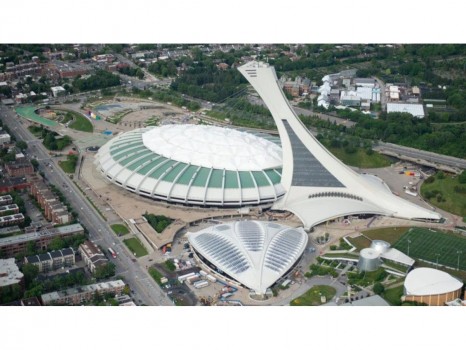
(0, 105), (172, 306)
(375, 141), (466, 169)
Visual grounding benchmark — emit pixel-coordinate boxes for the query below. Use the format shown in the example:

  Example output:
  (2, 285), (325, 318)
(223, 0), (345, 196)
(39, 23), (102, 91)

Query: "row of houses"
(41, 279), (125, 305)
(24, 247), (75, 273)
(0, 213), (24, 227)
(4, 158), (34, 177)
(0, 223), (84, 258)
(29, 174), (72, 225)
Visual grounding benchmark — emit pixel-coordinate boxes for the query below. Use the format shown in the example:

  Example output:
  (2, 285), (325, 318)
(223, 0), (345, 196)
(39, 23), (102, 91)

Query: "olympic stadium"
(95, 124), (285, 207)
(95, 61), (441, 230)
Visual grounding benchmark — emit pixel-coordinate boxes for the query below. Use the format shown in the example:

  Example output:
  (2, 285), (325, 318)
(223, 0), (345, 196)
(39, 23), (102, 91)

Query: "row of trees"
(118, 66), (144, 80)
(143, 213), (173, 233)
(72, 70), (121, 92)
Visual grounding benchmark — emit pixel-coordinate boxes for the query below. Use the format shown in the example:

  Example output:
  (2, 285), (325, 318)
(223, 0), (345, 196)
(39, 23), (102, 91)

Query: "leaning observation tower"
(238, 61), (441, 230)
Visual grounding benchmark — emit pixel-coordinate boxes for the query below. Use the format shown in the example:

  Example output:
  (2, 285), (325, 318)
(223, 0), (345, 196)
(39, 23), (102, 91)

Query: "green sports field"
(392, 228), (466, 270)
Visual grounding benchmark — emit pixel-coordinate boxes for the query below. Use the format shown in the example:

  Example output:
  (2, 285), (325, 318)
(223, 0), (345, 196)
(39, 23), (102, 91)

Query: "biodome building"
(95, 124), (285, 207)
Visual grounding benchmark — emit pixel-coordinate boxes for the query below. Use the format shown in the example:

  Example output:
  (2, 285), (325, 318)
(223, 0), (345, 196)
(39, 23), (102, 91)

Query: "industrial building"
(188, 220), (308, 295)
(386, 103), (425, 118)
(403, 268), (463, 306)
(96, 125), (285, 207)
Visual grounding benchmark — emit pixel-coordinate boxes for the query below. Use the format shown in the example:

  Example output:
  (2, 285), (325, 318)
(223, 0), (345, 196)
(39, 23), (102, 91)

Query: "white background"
(1, 1), (464, 349)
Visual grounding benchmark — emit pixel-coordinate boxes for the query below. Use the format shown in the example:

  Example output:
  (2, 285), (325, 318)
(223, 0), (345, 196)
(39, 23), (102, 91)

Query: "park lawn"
(328, 147), (392, 168)
(362, 227), (410, 244)
(123, 237), (148, 257)
(382, 285), (404, 306)
(290, 285), (336, 306)
(58, 159), (76, 173)
(69, 113), (93, 132)
(393, 227), (466, 271)
(148, 267), (164, 286)
(111, 224), (129, 236)
(421, 174), (466, 217)
(347, 235), (372, 251)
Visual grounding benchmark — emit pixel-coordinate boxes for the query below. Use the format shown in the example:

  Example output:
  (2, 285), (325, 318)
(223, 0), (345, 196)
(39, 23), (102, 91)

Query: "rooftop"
(188, 220), (308, 294)
(141, 125), (282, 171)
(0, 258), (24, 287)
(404, 268), (463, 296)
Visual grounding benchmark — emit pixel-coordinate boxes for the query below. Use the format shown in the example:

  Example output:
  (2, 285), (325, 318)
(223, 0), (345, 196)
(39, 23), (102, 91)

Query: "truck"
(193, 280), (209, 289)
(108, 247), (117, 258)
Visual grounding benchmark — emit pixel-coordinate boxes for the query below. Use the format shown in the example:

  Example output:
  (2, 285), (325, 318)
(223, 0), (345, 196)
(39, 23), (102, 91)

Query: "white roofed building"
(403, 268), (463, 305)
(387, 103), (425, 118)
(96, 125), (285, 207)
(187, 220), (308, 295)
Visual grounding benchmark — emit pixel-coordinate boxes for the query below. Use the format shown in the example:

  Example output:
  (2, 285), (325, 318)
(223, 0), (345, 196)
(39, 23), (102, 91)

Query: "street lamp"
(435, 253), (440, 269)
(457, 251), (462, 271)
(407, 239), (411, 257)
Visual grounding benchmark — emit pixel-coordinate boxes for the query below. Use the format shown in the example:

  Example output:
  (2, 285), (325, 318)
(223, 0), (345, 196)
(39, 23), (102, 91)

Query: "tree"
(48, 237), (66, 251)
(94, 263), (116, 279)
(373, 282), (385, 295)
(21, 264), (39, 288)
(30, 158), (39, 171)
(459, 171), (466, 184)
(122, 285), (131, 295)
(16, 140), (27, 151)
(26, 241), (37, 255)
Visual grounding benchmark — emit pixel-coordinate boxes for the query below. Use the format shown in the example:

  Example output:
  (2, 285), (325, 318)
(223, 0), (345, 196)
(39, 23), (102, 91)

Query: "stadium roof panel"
(142, 125), (282, 171)
(96, 126), (285, 207)
(188, 220), (308, 294)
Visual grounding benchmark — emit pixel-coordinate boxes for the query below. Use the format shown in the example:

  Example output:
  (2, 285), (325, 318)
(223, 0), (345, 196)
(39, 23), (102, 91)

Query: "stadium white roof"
(387, 103), (425, 118)
(404, 268), (463, 296)
(188, 221), (308, 294)
(381, 247), (414, 267)
(95, 126), (285, 207)
(142, 125), (282, 172)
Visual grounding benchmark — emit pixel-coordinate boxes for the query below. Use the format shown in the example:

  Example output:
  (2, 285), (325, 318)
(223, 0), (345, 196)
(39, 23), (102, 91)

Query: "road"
(375, 141), (466, 170)
(0, 105), (172, 306)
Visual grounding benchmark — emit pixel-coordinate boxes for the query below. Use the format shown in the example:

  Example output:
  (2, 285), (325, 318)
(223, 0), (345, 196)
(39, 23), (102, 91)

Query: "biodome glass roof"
(188, 220), (308, 294)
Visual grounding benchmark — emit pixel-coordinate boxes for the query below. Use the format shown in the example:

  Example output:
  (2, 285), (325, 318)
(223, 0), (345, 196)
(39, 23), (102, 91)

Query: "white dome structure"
(404, 268), (463, 296)
(370, 240), (391, 254)
(95, 125), (285, 207)
(187, 220), (308, 294)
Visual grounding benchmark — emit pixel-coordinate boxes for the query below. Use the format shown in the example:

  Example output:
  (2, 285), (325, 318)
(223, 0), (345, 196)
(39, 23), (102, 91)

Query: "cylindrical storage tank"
(358, 248), (381, 272)
(370, 240), (390, 254)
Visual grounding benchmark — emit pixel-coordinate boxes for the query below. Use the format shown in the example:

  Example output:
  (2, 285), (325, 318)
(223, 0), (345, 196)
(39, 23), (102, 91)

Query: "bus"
(108, 247), (117, 259)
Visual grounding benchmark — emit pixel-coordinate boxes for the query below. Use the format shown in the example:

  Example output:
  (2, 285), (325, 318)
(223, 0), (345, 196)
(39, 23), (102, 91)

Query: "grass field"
(123, 237), (148, 257)
(111, 224), (129, 236)
(347, 235), (372, 251)
(290, 285), (336, 306)
(58, 159), (76, 173)
(362, 227), (410, 244)
(392, 227), (466, 270)
(328, 147), (392, 168)
(382, 285), (404, 306)
(70, 114), (93, 132)
(148, 267), (164, 286)
(420, 174), (466, 217)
